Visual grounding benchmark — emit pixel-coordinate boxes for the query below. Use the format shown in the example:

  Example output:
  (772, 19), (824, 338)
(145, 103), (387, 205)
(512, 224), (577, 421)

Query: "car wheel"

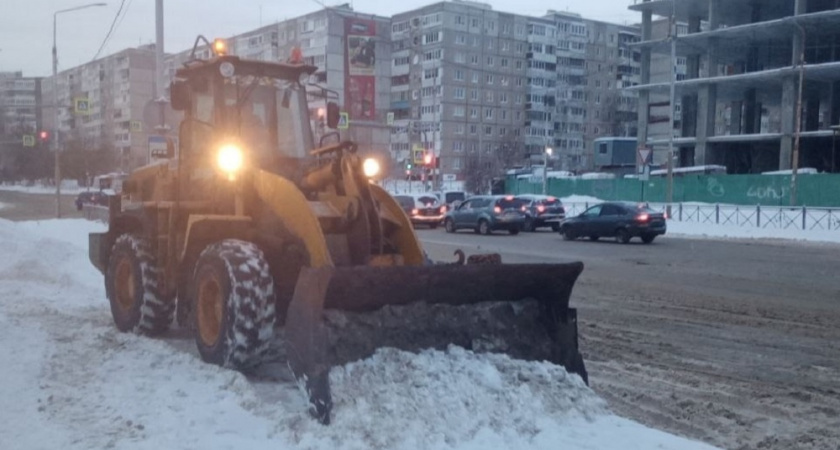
(551, 223), (561, 232)
(444, 218), (456, 233)
(561, 226), (576, 241)
(641, 234), (656, 244)
(616, 228), (631, 244)
(523, 218), (535, 232)
(589, 236), (599, 241)
(508, 227), (520, 235)
(478, 220), (491, 235)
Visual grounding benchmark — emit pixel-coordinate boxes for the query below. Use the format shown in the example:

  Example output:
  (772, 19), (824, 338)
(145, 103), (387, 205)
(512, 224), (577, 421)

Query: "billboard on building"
(344, 18), (377, 121)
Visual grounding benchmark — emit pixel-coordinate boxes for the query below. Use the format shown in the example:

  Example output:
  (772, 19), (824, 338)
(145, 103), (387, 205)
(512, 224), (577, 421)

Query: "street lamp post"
(543, 147), (553, 195)
(53, 2), (107, 218)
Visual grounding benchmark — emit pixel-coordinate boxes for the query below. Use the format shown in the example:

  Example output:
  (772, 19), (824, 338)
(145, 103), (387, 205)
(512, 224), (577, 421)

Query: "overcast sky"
(0, 0), (641, 77)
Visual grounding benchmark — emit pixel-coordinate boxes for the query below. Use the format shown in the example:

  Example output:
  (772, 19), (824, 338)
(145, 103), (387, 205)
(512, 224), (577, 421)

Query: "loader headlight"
(363, 158), (380, 178)
(217, 144), (243, 177)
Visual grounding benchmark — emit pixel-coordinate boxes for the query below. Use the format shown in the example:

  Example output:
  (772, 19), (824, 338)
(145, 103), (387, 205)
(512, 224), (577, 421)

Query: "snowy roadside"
(0, 217), (721, 450)
(0, 184), (85, 195)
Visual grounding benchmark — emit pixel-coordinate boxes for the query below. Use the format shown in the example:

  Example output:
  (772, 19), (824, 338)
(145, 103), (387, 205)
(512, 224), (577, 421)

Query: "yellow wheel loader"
(88, 36), (588, 424)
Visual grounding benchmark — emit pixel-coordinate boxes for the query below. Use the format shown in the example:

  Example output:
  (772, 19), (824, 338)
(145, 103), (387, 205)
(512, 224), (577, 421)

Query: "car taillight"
(440, 205), (447, 213)
(636, 213), (650, 222)
(663, 211), (669, 219)
(537, 205), (546, 213)
(493, 206), (502, 214)
(411, 208), (419, 215)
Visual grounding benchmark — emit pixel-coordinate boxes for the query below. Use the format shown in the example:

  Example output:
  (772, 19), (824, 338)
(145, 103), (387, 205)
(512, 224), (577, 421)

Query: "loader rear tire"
(105, 234), (174, 336)
(192, 239), (276, 370)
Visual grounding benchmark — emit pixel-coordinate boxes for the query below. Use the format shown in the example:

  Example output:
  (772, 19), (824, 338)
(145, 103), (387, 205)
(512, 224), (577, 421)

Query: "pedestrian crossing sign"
(74, 98), (90, 115)
(22, 135), (35, 147)
(337, 112), (349, 130)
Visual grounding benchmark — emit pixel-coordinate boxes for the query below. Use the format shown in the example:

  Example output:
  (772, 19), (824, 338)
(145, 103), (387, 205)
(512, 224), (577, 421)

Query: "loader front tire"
(192, 240), (276, 370)
(105, 234), (174, 336)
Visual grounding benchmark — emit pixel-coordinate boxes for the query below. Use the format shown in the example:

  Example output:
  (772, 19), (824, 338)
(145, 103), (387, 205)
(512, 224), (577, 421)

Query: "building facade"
(389, 1), (531, 182)
(0, 72), (44, 179)
(42, 46), (158, 172)
(0, 72), (43, 138)
(165, 5), (393, 171)
(632, 0), (840, 174)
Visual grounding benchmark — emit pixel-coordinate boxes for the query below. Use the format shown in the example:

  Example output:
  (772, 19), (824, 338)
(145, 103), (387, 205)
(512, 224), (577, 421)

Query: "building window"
(454, 87), (465, 99)
(424, 32), (442, 44)
(454, 70), (464, 81)
(454, 106), (465, 117)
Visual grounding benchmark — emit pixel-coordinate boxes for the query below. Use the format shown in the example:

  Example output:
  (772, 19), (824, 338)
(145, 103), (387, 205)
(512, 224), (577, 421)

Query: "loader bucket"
(284, 261), (586, 424)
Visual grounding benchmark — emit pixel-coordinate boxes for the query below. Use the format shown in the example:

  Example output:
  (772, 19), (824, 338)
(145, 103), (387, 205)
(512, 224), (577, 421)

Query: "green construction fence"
(506, 174), (840, 207)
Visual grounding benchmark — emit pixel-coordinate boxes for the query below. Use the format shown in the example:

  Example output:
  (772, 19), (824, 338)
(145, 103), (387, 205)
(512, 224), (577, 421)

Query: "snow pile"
(0, 218), (721, 450)
(561, 195), (605, 204)
(666, 221), (840, 244)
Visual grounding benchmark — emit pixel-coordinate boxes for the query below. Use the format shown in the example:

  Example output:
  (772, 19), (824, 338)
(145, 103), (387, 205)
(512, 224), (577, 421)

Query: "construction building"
(631, 0), (840, 174)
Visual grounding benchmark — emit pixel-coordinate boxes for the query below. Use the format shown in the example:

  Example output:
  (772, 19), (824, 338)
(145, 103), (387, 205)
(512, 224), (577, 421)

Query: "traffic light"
(39, 130), (49, 141)
(406, 162), (413, 170)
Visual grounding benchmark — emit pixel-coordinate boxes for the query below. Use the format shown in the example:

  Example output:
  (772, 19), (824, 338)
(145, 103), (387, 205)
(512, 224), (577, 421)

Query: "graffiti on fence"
(747, 185), (788, 201)
(706, 178), (725, 198)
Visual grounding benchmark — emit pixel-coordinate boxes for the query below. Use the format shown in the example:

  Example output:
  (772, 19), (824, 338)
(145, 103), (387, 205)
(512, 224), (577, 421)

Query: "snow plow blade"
(284, 262), (586, 424)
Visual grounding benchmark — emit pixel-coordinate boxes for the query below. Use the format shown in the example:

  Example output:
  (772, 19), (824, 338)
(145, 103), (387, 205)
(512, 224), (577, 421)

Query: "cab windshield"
(216, 78), (312, 160)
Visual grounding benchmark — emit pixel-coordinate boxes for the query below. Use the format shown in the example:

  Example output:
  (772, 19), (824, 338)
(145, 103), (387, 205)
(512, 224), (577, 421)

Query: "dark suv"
(75, 191), (108, 210)
(442, 195), (526, 235)
(559, 201), (667, 244)
(515, 194), (566, 232)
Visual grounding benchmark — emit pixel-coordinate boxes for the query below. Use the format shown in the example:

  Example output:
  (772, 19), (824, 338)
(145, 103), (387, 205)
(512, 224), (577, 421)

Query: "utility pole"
(791, 21), (805, 206)
(154, 0), (170, 167)
(666, 5), (677, 217)
(52, 3), (107, 218)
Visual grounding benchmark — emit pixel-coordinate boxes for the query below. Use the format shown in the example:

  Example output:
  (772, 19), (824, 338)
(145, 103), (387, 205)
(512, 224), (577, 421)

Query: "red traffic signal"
(39, 130), (49, 140)
(423, 153), (433, 165)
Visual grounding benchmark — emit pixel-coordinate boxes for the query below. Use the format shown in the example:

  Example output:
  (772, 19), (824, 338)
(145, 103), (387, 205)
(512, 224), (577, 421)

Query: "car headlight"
(363, 157), (380, 178)
(217, 144), (243, 178)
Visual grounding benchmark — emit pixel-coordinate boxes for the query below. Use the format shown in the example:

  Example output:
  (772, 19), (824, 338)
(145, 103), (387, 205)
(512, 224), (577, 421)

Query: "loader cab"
(170, 54), (334, 172)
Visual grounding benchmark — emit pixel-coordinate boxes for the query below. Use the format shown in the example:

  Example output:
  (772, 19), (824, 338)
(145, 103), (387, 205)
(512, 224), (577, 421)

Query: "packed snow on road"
(0, 218), (720, 450)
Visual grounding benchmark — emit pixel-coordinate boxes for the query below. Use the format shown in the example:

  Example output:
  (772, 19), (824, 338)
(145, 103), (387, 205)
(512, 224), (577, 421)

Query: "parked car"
(74, 191), (108, 211)
(429, 190), (468, 214)
(443, 195), (526, 235)
(558, 201), (667, 244)
(515, 194), (566, 232)
(393, 194), (445, 228)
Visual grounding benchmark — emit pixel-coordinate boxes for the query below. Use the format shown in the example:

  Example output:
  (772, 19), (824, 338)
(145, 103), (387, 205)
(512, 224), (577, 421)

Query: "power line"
(92, 0), (129, 61)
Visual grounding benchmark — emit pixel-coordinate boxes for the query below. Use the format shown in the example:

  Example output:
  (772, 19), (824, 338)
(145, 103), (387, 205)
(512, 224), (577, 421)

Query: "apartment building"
(0, 72), (43, 138)
(166, 5), (392, 166)
(42, 46), (157, 171)
(389, 1), (531, 180)
(632, 0), (840, 173)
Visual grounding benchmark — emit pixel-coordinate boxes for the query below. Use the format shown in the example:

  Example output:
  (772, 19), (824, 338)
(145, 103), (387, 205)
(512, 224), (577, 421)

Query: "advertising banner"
(345, 18), (377, 121)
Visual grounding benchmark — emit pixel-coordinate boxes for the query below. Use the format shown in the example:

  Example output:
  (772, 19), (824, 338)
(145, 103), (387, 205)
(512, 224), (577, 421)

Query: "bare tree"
(462, 136), (524, 194)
